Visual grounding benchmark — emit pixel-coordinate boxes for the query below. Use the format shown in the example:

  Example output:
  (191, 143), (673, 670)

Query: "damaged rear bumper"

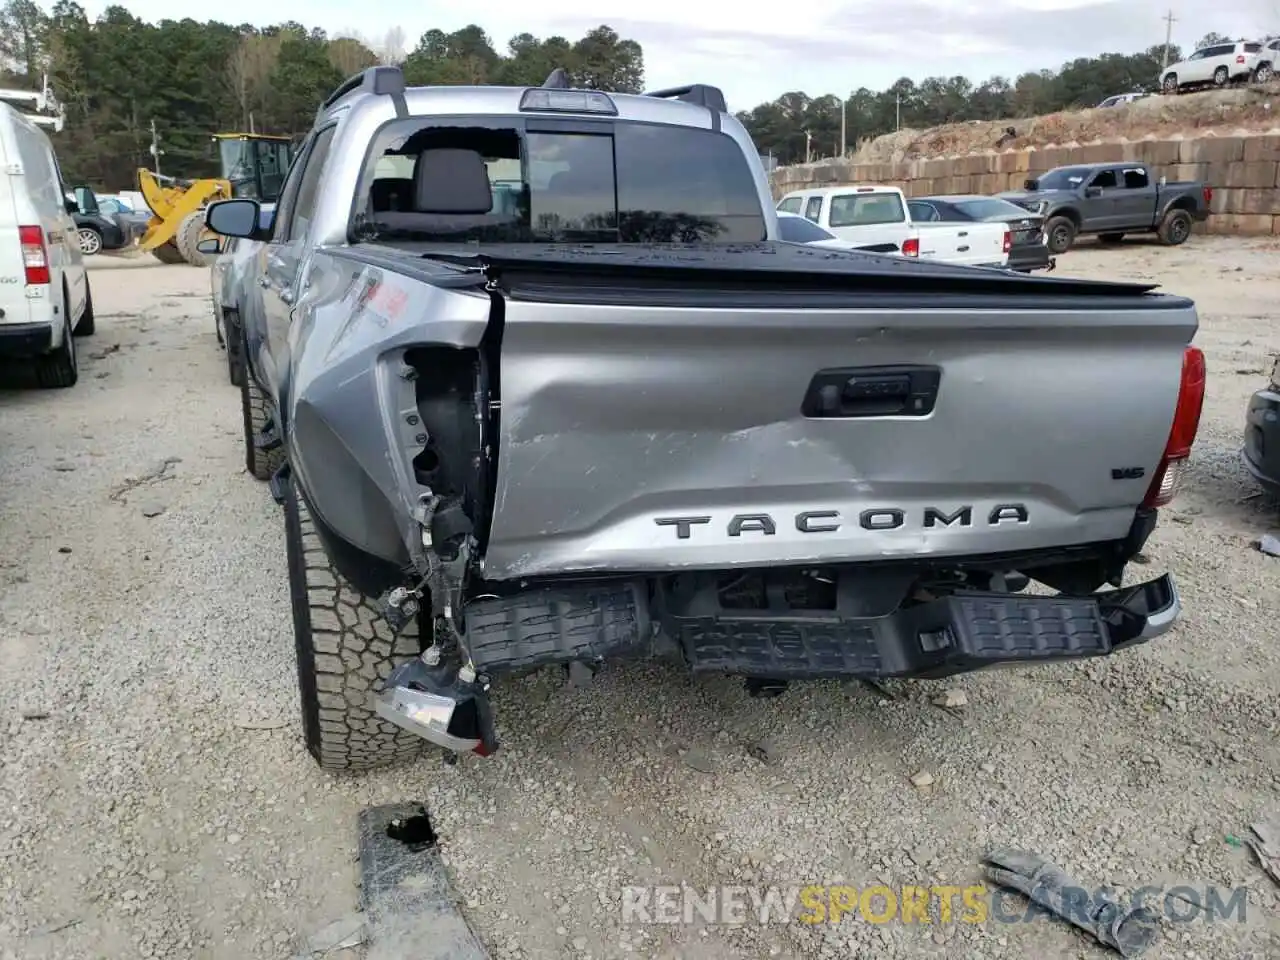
(373, 573), (1180, 753)
(461, 571), (1181, 681)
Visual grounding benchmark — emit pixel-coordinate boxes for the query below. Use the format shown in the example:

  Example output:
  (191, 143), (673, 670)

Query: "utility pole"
(1161, 9), (1177, 70)
(149, 118), (162, 176)
(839, 96), (846, 158)
(805, 129), (812, 164)
(895, 93), (901, 131)
(249, 112), (255, 134)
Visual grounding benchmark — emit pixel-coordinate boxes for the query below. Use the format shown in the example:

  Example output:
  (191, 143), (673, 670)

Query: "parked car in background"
(96, 196), (152, 238)
(198, 203), (275, 387)
(1242, 355), (1280, 497)
(775, 211), (897, 253)
(907, 195), (1053, 272)
(776, 185), (1011, 267)
(1097, 92), (1149, 108)
(999, 161), (1211, 254)
(1161, 41), (1262, 93)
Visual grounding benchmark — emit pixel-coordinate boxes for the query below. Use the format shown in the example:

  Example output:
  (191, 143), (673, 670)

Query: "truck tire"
(1044, 216), (1077, 255)
(284, 479), (426, 772)
(176, 211), (214, 267)
(1097, 233), (1125, 244)
(1212, 66), (1229, 87)
(34, 295), (78, 389)
(1157, 209), (1192, 246)
(152, 241), (186, 265)
(239, 330), (284, 480)
(1161, 73), (1178, 94)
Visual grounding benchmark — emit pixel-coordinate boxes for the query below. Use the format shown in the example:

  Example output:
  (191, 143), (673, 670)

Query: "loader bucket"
(136, 168), (231, 266)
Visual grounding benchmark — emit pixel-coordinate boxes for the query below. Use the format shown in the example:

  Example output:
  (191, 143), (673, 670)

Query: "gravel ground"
(1, 239), (1278, 960)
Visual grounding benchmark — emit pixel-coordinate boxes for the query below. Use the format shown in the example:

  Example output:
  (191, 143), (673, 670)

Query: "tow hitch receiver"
(374, 660), (498, 756)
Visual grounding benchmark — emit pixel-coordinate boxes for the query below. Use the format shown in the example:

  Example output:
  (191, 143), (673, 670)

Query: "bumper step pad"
(457, 574), (1180, 682)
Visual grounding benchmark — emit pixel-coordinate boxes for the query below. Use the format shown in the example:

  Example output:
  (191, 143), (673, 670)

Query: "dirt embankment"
(852, 85), (1280, 164)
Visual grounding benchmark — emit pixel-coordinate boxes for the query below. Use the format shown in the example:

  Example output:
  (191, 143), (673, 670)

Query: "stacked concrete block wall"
(768, 135), (1280, 236)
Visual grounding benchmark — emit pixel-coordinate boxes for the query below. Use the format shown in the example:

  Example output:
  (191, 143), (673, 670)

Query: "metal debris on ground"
(298, 913), (366, 956)
(358, 803), (490, 960)
(1245, 822), (1280, 887)
(1257, 534), (1280, 558)
(982, 848), (1159, 958)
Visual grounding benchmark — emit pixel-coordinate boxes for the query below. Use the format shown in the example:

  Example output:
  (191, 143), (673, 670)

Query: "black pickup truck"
(1000, 161), (1212, 254)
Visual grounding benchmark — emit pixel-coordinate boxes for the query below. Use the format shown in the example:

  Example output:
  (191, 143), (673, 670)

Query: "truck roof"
(320, 72), (730, 134)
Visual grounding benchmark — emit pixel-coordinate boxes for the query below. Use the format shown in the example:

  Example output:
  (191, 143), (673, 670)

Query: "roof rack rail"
(542, 68), (571, 89)
(320, 65), (406, 112)
(643, 84), (727, 114)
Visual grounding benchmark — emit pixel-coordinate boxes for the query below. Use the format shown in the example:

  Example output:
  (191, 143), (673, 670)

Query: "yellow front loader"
(137, 133), (294, 267)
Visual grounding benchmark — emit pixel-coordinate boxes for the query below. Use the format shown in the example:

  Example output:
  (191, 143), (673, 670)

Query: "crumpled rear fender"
(284, 250), (492, 571)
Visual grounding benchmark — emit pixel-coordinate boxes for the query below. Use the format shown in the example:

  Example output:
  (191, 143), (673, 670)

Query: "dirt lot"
(1, 239), (1279, 960)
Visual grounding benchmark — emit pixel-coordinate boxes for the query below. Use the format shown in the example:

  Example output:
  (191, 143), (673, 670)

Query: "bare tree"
(328, 33), (377, 75)
(225, 32), (283, 131)
(376, 26), (406, 65)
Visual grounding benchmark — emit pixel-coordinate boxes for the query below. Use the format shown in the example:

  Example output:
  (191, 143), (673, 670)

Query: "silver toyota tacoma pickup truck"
(203, 66), (1207, 774)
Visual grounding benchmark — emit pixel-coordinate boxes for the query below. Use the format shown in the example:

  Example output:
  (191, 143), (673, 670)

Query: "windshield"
(827, 192), (904, 228)
(1033, 168), (1089, 191)
(953, 198), (1034, 221)
(352, 119), (767, 244)
(777, 214), (835, 242)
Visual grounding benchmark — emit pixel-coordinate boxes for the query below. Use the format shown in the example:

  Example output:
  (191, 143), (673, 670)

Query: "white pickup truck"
(776, 185), (1011, 268)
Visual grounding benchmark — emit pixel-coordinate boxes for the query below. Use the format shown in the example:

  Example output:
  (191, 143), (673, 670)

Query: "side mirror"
(1023, 178), (1039, 191)
(1084, 186), (1103, 198)
(196, 238), (222, 255)
(206, 198), (264, 239)
(64, 197), (79, 214)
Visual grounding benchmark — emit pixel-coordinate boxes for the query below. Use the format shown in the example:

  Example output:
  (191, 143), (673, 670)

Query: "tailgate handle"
(802, 365), (942, 419)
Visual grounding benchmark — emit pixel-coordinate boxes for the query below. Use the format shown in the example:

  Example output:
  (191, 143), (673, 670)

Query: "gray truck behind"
(202, 66), (1207, 774)
(1000, 161), (1212, 254)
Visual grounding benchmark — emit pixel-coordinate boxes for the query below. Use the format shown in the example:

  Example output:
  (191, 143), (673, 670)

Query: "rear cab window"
(352, 116), (767, 244)
(776, 196), (803, 214)
(828, 192), (905, 228)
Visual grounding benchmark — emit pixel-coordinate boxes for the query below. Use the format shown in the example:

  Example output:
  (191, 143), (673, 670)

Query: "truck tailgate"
(456, 247), (1199, 580)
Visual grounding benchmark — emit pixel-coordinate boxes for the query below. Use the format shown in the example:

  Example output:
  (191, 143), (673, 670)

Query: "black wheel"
(1213, 66), (1229, 87)
(223, 309), (245, 388)
(1044, 216), (1077, 255)
(74, 280), (95, 337)
(176, 211), (214, 267)
(284, 478), (426, 772)
(239, 327), (284, 481)
(152, 241), (185, 265)
(1162, 73), (1178, 94)
(1256, 63), (1275, 84)
(1098, 233), (1125, 244)
(1157, 209), (1193, 246)
(77, 226), (102, 256)
(35, 297), (78, 389)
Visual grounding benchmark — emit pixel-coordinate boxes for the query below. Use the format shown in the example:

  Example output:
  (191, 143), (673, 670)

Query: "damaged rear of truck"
(205, 67), (1206, 773)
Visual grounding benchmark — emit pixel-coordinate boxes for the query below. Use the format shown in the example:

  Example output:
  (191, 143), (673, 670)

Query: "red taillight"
(1142, 346), (1206, 508)
(1002, 230), (1012, 254)
(1236, 54), (1246, 63)
(902, 237), (920, 257)
(1202, 184), (1213, 208)
(19, 225), (49, 285)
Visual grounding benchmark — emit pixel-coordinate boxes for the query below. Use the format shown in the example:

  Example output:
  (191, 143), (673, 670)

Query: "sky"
(82, 0), (1279, 110)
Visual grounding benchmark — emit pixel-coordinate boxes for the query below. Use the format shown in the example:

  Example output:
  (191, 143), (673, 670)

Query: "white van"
(0, 102), (93, 388)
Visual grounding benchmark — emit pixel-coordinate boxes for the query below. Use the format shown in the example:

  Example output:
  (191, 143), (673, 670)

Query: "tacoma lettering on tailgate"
(654, 505), (1030, 540)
